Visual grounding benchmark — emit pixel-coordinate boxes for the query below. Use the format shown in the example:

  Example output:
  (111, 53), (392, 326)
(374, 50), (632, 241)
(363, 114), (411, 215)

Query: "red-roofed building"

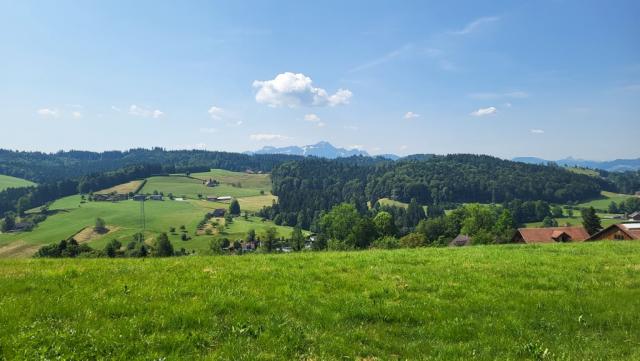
(587, 223), (640, 241)
(511, 226), (590, 244)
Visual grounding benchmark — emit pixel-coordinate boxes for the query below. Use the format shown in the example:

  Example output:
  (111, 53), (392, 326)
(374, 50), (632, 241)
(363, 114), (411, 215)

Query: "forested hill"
(268, 154), (613, 226)
(0, 148), (303, 183)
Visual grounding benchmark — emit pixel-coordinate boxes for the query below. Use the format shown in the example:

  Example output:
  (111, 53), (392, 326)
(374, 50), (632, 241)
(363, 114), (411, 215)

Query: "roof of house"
(514, 226), (590, 243)
(449, 234), (471, 247)
(629, 211), (640, 217)
(588, 223), (640, 240)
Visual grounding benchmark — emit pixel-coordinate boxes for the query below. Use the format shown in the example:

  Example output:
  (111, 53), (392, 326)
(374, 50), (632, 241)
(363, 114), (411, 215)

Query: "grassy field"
(575, 191), (637, 211)
(0, 242), (639, 360)
(565, 167), (600, 177)
(96, 180), (144, 195)
(192, 169), (271, 191)
(141, 175), (265, 199)
(0, 195), (292, 257)
(0, 174), (35, 192)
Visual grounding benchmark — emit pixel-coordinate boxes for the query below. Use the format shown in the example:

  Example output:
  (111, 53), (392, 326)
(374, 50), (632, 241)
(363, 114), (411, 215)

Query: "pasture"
(0, 242), (639, 360)
(0, 195), (291, 257)
(140, 175), (265, 199)
(95, 180), (145, 195)
(0, 174), (35, 192)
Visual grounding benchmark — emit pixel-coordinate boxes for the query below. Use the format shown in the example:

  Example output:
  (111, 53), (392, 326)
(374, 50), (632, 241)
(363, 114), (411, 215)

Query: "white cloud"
(249, 133), (289, 141)
(503, 102), (513, 108)
(451, 16), (500, 35)
(200, 128), (218, 133)
(404, 111), (420, 119)
(36, 108), (60, 118)
(208, 106), (224, 120)
(622, 84), (640, 92)
(317, 122), (326, 128)
(470, 106), (497, 117)
(344, 125), (359, 130)
(111, 106), (121, 112)
(400, 145), (409, 151)
(253, 72), (352, 107)
(346, 145), (363, 150)
(71, 111), (82, 119)
(530, 129), (544, 134)
(304, 113), (321, 122)
(129, 105), (164, 118)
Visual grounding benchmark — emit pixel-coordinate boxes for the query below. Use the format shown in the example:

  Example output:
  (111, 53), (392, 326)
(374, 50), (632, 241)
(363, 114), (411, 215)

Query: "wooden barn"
(587, 223), (640, 241)
(511, 227), (590, 244)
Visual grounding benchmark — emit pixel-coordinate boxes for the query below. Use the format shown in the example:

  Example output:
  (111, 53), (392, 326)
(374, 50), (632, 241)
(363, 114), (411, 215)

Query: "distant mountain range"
(512, 156), (640, 172)
(247, 141), (400, 160)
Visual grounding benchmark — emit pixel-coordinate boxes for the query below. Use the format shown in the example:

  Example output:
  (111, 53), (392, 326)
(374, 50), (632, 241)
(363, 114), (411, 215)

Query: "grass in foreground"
(0, 174), (35, 192)
(0, 242), (639, 360)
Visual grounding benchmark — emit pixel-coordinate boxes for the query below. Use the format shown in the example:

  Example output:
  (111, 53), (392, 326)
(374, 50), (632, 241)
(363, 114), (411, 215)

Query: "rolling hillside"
(0, 174), (35, 192)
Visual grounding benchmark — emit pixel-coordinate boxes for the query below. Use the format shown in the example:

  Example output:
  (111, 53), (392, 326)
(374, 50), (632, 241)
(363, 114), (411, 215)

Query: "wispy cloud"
(349, 44), (412, 73)
(249, 133), (290, 141)
(71, 111), (82, 119)
(36, 108), (60, 118)
(200, 128), (218, 133)
(208, 106), (224, 120)
(451, 16), (500, 35)
(129, 105), (164, 118)
(304, 113), (321, 122)
(404, 111), (420, 119)
(530, 129), (544, 134)
(468, 91), (528, 100)
(470, 106), (497, 117)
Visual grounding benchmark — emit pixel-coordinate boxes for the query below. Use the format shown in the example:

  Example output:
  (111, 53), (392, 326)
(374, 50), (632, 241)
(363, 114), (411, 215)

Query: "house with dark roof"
(511, 226), (590, 244)
(208, 208), (226, 218)
(628, 211), (640, 221)
(587, 223), (640, 241)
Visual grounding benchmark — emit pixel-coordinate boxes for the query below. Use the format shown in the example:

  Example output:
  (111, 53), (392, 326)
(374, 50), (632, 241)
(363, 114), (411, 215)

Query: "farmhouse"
(216, 196), (233, 202)
(208, 208), (226, 218)
(93, 193), (128, 202)
(132, 195), (146, 201)
(149, 194), (163, 201)
(511, 226), (590, 243)
(628, 211), (640, 221)
(587, 223), (640, 241)
(449, 234), (472, 247)
(204, 179), (219, 187)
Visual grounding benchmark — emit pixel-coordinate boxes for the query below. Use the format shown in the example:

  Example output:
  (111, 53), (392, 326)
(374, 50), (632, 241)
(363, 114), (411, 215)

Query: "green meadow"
(0, 195), (292, 257)
(0, 174), (35, 192)
(0, 169), (287, 257)
(0, 241), (639, 360)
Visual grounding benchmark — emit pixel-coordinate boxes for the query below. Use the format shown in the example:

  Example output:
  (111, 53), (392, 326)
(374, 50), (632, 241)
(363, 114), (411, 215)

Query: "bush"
(372, 236), (400, 249)
(399, 233), (426, 248)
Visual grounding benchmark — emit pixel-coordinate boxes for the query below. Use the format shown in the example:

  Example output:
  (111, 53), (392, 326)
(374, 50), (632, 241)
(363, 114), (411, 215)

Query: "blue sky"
(0, 0), (638, 159)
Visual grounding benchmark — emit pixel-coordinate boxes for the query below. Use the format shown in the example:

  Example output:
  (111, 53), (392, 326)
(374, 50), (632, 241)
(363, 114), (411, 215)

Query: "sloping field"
(192, 168), (271, 190)
(141, 175), (263, 199)
(0, 174), (35, 191)
(95, 180), (144, 195)
(0, 242), (639, 360)
(0, 195), (293, 257)
(576, 191), (637, 211)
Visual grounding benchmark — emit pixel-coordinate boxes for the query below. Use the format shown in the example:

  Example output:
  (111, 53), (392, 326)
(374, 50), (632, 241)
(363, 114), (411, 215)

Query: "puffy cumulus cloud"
(404, 111), (420, 119)
(37, 108), (60, 118)
(470, 106), (497, 117)
(530, 129), (545, 134)
(208, 106), (224, 120)
(249, 133), (289, 141)
(129, 105), (164, 118)
(253, 72), (352, 107)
